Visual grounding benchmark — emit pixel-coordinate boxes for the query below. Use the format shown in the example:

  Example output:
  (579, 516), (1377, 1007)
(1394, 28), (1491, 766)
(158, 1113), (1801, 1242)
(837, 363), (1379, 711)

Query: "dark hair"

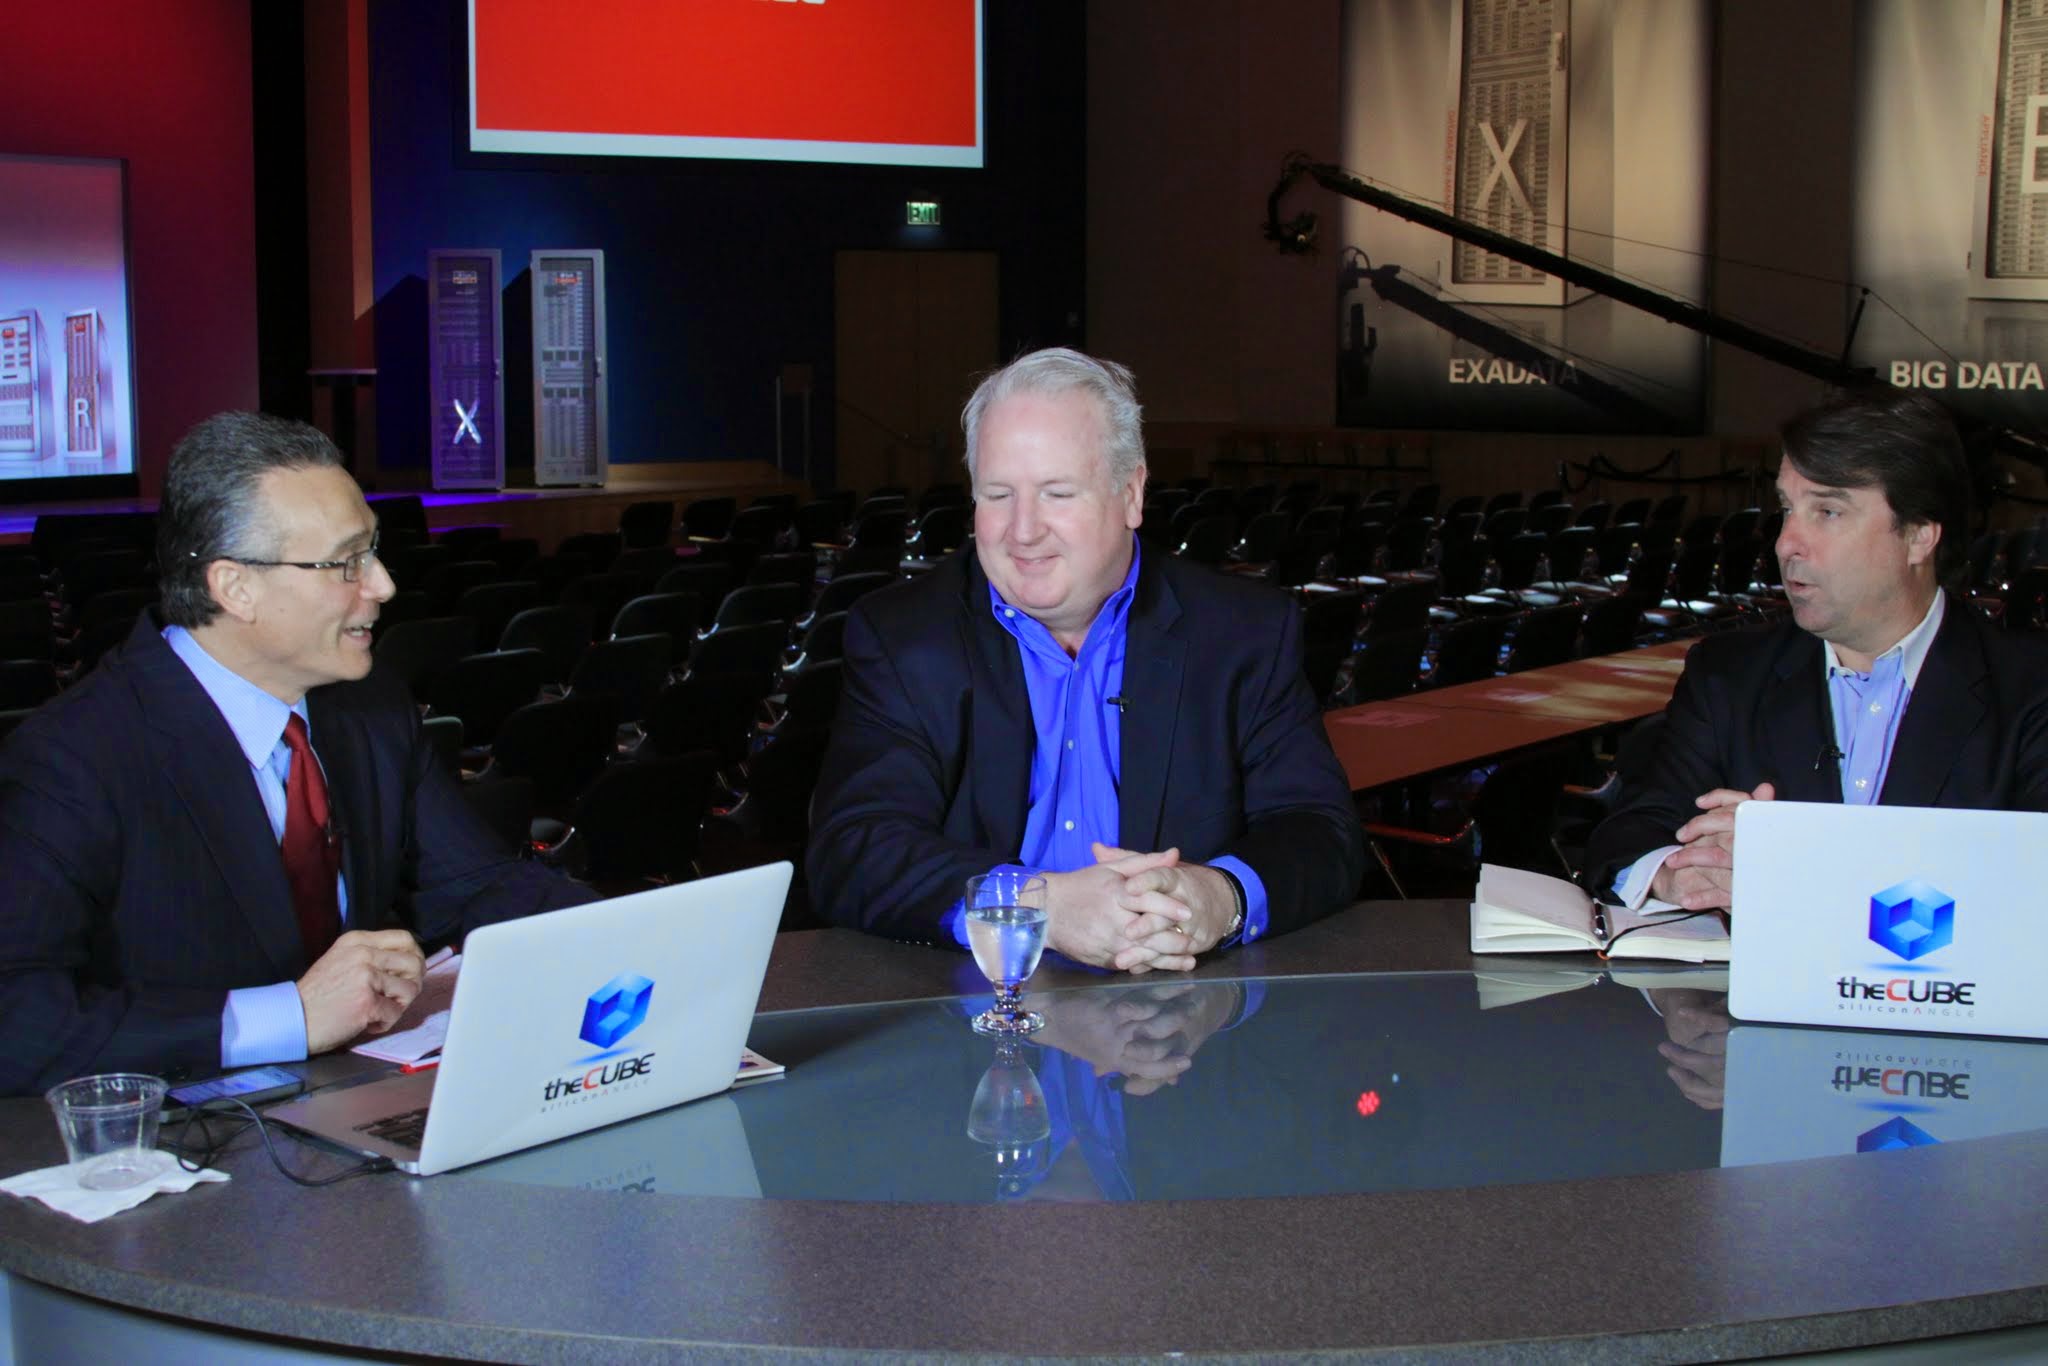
(156, 412), (346, 628)
(1778, 388), (1970, 586)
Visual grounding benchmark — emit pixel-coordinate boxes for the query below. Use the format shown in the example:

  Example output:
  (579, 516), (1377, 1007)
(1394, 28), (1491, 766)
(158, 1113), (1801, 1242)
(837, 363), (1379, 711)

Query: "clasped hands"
(1040, 842), (1235, 974)
(1648, 780), (1777, 911)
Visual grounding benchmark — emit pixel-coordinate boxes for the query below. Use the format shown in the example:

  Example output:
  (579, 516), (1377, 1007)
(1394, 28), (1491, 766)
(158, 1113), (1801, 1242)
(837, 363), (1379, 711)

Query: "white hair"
(961, 347), (1145, 491)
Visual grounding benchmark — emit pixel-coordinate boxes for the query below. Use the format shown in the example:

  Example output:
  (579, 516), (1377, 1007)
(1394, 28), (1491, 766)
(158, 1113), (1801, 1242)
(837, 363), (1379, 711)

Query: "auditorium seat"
(454, 581), (540, 653)
(563, 633), (674, 726)
(619, 500), (677, 549)
(643, 671), (765, 767)
(610, 592), (699, 649)
(539, 751), (721, 890)
(498, 604), (595, 688)
(424, 648), (549, 748)
(488, 695), (618, 813)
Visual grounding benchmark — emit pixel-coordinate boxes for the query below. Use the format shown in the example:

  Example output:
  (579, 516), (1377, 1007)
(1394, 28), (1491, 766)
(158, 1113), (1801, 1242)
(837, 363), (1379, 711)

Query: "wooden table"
(1323, 638), (1695, 789)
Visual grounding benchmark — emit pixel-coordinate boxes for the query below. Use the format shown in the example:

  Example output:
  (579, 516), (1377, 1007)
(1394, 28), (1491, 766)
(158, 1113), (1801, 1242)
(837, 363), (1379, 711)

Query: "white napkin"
(0, 1150), (229, 1223)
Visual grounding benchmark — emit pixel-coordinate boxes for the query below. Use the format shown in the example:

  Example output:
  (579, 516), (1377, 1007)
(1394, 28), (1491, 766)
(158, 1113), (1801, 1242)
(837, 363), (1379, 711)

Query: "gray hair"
(156, 411), (345, 628)
(961, 347), (1146, 491)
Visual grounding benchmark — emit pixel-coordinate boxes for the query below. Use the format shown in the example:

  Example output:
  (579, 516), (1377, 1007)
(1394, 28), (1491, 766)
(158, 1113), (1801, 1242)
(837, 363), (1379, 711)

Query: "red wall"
(14, 2), (258, 497)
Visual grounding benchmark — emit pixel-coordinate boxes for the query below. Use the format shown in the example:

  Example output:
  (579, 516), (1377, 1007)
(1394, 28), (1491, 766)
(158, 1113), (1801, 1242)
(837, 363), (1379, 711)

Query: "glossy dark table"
(2, 901), (2046, 1362)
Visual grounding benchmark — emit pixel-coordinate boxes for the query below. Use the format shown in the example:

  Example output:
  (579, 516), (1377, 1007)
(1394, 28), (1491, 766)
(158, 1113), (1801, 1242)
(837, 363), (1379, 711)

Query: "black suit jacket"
(0, 614), (592, 1095)
(806, 549), (1366, 943)
(1584, 596), (2048, 898)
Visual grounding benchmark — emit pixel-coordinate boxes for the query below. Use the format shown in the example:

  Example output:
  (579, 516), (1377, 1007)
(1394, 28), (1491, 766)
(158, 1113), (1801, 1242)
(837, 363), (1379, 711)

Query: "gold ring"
(1174, 923), (1192, 936)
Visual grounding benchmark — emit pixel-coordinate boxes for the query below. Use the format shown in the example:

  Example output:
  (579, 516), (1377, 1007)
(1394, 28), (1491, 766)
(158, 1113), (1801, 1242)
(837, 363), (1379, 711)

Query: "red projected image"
(471, 0), (982, 167)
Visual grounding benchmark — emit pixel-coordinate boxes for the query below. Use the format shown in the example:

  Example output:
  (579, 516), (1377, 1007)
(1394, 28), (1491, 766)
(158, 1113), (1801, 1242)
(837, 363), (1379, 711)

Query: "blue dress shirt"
(164, 625), (347, 1066)
(1612, 592), (1945, 906)
(942, 538), (1270, 949)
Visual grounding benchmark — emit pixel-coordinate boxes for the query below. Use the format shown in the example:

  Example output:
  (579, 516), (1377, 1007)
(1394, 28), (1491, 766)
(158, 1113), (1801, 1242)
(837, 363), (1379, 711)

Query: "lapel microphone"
(1814, 741), (1844, 772)
(1105, 695), (1129, 714)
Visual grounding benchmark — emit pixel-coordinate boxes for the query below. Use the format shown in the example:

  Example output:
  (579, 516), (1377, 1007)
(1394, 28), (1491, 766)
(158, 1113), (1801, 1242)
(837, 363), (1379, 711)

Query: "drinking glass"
(964, 872), (1048, 1036)
(966, 1039), (1051, 1199)
(45, 1073), (169, 1191)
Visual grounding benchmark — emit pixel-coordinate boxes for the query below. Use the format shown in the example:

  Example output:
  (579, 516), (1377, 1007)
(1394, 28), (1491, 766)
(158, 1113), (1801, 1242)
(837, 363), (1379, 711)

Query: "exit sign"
(906, 201), (941, 226)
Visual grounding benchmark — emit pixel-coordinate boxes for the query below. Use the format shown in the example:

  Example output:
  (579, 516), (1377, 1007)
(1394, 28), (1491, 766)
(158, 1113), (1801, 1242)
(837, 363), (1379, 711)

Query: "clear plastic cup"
(44, 1074), (169, 1191)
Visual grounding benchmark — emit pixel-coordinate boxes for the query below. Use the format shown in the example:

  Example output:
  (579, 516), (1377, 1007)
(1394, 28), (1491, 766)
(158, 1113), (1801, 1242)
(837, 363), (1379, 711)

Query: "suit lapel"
(1118, 560), (1186, 852)
(1756, 627), (1839, 803)
(127, 620), (304, 978)
(1880, 600), (1986, 808)
(960, 562), (1033, 853)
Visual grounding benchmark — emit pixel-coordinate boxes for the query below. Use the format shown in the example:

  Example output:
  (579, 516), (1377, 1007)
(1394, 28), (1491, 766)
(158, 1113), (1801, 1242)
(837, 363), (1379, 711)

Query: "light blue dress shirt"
(1612, 593), (1946, 907)
(164, 625), (349, 1066)
(942, 538), (1271, 950)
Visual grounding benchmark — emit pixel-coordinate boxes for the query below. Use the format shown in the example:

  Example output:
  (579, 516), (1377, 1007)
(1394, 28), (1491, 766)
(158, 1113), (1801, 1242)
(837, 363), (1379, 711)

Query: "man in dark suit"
(1585, 388), (2048, 910)
(808, 349), (1364, 971)
(0, 412), (590, 1096)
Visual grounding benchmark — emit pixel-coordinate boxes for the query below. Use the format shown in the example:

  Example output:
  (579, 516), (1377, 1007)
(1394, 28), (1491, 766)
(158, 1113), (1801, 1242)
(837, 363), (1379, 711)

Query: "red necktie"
(280, 714), (341, 962)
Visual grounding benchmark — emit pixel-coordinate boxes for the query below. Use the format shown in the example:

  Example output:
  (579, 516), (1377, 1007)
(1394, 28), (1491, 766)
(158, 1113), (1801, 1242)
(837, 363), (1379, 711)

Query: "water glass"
(46, 1073), (169, 1191)
(964, 872), (1048, 1036)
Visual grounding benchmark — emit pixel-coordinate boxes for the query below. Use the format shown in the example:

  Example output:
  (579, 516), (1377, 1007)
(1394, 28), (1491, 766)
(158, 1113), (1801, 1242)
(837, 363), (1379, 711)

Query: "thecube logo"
(581, 973), (653, 1049)
(1857, 1116), (1940, 1152)
(1868, 879), (1955, 961)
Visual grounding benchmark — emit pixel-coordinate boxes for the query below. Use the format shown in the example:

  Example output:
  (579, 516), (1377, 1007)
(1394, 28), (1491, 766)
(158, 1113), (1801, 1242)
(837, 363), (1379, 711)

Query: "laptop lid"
(1720, 1022), (2048, 1167)
(1728, 802), (2048, 1040)
(270, 861), (790, 1176)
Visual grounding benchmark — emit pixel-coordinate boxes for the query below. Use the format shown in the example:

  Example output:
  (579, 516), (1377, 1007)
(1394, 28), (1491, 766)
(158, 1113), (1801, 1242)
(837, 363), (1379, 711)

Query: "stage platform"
(0, 461), (810, 551)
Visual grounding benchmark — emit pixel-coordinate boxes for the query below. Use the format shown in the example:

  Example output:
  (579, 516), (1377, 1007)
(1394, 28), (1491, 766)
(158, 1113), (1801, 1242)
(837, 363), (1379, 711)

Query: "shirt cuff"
(944, 863), (1042, 951)
(1613, 845), (1682, 910)
(1207, 855), (1267, 945)
(221, 982), (310, 1068)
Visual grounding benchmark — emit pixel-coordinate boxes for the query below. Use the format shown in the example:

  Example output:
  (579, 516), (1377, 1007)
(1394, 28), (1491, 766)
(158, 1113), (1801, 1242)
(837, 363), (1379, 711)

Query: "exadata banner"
(469, 0), (983, 167)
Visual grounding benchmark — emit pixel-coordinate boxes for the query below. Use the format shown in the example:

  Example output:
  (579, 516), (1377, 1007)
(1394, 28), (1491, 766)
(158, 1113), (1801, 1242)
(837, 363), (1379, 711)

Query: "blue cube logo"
(1868, 879), (1955, 961)
(1857, 1116), (1939, 1152)
(580, 973), (653, 1049)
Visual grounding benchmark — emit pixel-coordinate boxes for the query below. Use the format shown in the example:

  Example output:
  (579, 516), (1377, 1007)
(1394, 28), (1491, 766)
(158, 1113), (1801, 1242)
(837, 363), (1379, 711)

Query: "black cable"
(1599, 910), (1725, 958)
(167, 1095), (395, 1187)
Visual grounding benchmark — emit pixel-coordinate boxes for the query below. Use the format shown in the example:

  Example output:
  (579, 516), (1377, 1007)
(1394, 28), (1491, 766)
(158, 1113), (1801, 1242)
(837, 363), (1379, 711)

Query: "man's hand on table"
(1040, 843), (1236, 974)
(298, 929), (426, 1054)
(1647, 988), (1732, 1111)
(1649, 781), (1776, 911)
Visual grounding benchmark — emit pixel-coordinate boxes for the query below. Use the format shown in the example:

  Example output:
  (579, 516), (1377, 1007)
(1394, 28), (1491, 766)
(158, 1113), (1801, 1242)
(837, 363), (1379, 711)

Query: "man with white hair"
(808, 348), (1364, 971)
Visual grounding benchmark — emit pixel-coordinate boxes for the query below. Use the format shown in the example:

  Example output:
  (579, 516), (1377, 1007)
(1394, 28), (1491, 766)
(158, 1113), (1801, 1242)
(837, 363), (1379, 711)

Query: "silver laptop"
(1729, 802), (2048, 1040)
(1720, 1022), (2048, 1167)
(267, 861), (791, 1176)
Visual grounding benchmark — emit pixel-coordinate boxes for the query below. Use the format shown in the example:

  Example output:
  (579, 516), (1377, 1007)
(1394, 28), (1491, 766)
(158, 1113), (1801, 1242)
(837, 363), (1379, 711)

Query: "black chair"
(454, 581), (541, 654)
(1343, 627), (1426, 702)
(686, 621), (787, 687)
(542, 752), (720, 888)
(1426, 615), (1510, 687)
(373, 616), (478, 695)
(787, 612), (848, 670)
(611, 591), (700, 647)
(767, 660), (841, 736)
(705, 582), (804, 633)
(912, 504), (970, 558)
(1382, 521), (1432, 574)
(1177, 516), (1234, 565)
(704, 728), (833, 892)
(679, 497), (735, 543)
(75, 586), (158, 636)
(654, 562), (736, 611)
(1235, 511), (1292, 565)
(374, 590), (433, 640)
(564, 633), (674, 725)
(1366, 580), (1435, 636)
(421, 714), (465, 778)
(65, 615), (138, 676)
(1503, 604), (1584, 673)
(746, 552), (816, 590)
(608, 546), (675, 583)
(424, 648), (549, 747)
(421, 559), (501, 615)
(804, 572), (893, 625)
(794, 500), (844, 547)
(499, 604), (595, 687)
(1300, 589), (1366, 705)
(1574, 501), (1613, 531)
(727, 505), (785, 545)
(1579, 593), (1649, 657)
(644, 670), (766, 766)
(619, 499), (676, 548)
(489, 695), (618, 812)
(563, 571), (660, 642)
(58, 550), (148, 613)
(557, 530), (623, 568)
(0, 659), (59, 710)
(461, 774), (537, 857)
(437, 525), (502, 559)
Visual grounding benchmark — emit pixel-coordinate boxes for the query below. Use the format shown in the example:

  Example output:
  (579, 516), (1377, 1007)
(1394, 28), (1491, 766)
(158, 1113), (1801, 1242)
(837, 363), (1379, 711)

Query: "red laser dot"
(1356, 1090), (1381, 1117)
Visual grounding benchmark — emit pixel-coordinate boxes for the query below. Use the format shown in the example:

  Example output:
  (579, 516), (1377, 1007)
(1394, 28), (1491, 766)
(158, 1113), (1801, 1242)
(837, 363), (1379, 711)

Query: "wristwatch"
(1213, 866), (1248, 946)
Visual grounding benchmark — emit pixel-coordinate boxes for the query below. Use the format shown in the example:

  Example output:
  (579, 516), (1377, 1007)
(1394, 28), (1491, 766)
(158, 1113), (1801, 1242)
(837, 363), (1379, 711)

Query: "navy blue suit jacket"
(0, 614), (592, 1095)
(806, 549), (1366, 943)
(1583, 596), (2048, 899)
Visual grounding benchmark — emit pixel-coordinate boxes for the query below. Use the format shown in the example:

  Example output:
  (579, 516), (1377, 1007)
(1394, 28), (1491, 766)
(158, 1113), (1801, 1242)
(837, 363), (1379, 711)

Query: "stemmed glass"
(964, 872), (1048, 1036)
(965, 1039), (1052, 1199)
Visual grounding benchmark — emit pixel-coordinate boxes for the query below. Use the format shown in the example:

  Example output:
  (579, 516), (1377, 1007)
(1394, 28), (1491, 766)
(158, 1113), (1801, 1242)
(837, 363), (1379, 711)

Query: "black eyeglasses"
(211, 530), (381, 584)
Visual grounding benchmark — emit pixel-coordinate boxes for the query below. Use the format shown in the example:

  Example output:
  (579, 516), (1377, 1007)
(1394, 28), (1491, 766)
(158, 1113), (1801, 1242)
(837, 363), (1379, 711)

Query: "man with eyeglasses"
(0, 412), (591, 1096)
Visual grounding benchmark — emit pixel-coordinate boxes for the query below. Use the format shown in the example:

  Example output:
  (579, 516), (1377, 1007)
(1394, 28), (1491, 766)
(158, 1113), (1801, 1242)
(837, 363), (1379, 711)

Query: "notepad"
(1470, 864), (1730, 963)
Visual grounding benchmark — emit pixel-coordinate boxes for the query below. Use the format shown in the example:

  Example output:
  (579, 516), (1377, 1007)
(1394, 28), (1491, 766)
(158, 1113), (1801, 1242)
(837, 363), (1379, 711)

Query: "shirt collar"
(987, 534), (1143, 658)
(163, 623), (311, 769)
(1821, 589), (1944, 689)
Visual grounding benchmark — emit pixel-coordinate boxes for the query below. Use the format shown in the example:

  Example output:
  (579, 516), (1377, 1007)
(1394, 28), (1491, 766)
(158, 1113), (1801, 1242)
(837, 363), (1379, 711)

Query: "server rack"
(530, 250), (608, 487)
(428, 249), (507, 490)
(0, 311), (52, 463)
